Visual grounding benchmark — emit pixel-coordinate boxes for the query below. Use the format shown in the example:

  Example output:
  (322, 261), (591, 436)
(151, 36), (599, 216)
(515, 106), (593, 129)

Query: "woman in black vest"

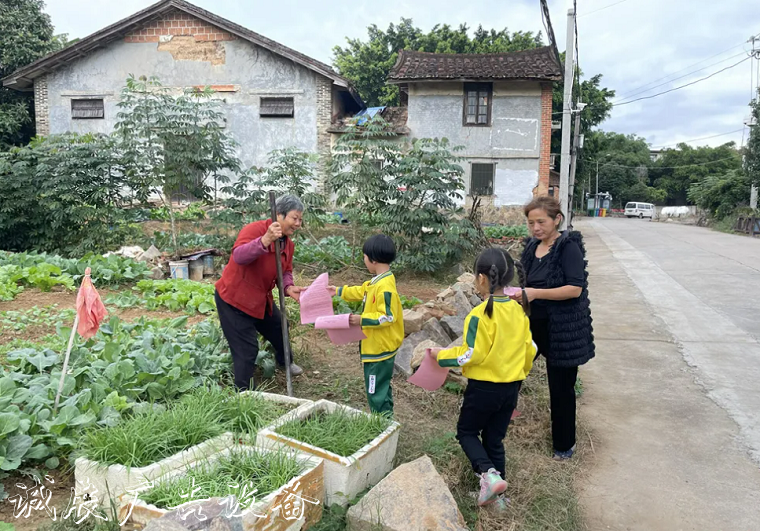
(513, 196), (594, 460)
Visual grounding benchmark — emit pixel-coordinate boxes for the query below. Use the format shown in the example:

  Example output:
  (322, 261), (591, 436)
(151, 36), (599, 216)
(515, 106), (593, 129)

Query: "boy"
(329, 234), (404, 416)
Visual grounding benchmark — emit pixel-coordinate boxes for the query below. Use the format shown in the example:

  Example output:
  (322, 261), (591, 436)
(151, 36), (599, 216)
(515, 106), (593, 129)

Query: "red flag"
(76, 267), (108, 339)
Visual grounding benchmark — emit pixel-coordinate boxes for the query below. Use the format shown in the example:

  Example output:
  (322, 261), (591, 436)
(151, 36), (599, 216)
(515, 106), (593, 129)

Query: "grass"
(276, 410), (392, 457)
(80, 387), (292, 467)
(140, 448), (305, 510)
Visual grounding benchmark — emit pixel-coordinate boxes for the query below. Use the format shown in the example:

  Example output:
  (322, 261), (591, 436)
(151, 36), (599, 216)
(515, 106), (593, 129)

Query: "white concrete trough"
(75, 391), (314, 508)
(256, 399), (401, 507)
(121, 445), (325, 531)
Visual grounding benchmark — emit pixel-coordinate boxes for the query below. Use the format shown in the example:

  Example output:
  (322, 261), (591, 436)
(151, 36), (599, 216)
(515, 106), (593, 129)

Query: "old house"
(2, 0), (363, 175)
(387, 48), (562, 206)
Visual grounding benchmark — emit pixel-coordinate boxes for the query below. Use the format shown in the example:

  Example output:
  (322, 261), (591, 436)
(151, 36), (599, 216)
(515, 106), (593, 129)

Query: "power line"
(653, 128), (745, 149)
(614, 41), (750, 101)
(613, 56), (751, 107)
(613, 51), (747, 103)
(584, 156), (740, 170)
(578, 0), (629, 17)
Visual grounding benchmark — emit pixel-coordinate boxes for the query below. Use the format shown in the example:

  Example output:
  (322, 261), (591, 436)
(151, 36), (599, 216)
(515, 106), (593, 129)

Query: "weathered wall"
(43, 9), (328, 174)
(407, 81), (545, 206)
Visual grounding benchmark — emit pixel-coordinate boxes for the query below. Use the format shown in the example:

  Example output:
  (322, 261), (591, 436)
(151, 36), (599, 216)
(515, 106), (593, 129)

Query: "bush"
(688, 169), (751, 220)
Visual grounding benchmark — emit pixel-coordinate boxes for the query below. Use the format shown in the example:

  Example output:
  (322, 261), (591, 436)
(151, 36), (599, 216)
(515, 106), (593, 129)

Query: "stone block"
(422, 318), (451, 348)
(411, 339), (442, 370)
(440, 315), (465, 341)
(402, 309), (424, 336)
(457, 272), (475, 284)
(346, 455), (468, 531)
(452, 290), (473, 317)
(394, 330), (431, 377)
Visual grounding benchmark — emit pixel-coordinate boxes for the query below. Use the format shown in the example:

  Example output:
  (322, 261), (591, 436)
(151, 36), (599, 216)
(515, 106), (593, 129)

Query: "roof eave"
(387, 76), (562, 84)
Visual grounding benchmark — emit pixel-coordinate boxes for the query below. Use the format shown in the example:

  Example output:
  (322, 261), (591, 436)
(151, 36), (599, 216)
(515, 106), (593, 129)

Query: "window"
(71, 99), (104, 119)
(463, 83), (492, 126)
(548, 186), (555, 197)
(470, 163), (495, 196)
(260, 97), (294, 118)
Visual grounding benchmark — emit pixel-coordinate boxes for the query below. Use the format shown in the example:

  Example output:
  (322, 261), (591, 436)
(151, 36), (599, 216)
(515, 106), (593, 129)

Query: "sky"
(44, 0), (759, 150)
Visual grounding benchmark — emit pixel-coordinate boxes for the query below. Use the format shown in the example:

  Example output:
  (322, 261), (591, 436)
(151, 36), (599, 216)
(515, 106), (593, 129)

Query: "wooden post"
(269, 192), (293, 397)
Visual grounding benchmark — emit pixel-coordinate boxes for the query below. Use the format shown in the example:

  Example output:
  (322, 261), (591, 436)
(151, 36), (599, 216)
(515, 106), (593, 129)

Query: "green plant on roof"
(276, 409), (391, 457)
(140, 448), (305, 510)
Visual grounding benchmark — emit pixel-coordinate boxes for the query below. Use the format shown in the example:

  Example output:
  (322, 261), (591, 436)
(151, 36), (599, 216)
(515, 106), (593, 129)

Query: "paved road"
(577, 218), (760, 530)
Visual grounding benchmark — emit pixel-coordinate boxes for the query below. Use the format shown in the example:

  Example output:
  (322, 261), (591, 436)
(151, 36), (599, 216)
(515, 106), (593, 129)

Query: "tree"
(744, 88), (760, 190)
(257, 148), (327, 227)
(115, 76), (240, 257)
(333, 19), (544, 107)
(0, 0), (66, 147)
(0, 133), (134, 253)
(388, 138), (478, 271)
(575, 131), (658, 208)
(688, 169), (751, 219)
(651, 142), (742, 205)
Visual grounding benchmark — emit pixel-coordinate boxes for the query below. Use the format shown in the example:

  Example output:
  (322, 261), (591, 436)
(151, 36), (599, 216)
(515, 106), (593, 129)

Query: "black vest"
(521, 231), (595, 367)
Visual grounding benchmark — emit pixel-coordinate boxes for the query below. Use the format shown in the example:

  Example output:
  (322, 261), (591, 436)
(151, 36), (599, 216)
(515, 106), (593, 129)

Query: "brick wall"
(124, 9), (236, 43)
(33, 75), (50, 137)
(536, 82), (553, 196)
(315, 76), (333, 191)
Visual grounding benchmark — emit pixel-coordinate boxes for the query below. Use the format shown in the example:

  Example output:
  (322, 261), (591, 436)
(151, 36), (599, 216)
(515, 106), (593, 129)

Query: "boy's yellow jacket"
(339, 271), (404, 363)
(437, 296), (535, 383)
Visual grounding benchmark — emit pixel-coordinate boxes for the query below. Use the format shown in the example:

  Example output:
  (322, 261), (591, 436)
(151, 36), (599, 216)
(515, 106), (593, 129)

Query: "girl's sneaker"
(477, 469), (507, 506)
(553, 445), (576, 461)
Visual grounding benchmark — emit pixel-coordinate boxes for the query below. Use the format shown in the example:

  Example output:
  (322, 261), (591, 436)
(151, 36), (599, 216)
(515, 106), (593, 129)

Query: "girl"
(513, 196), (594, 461)
(430, 248), (535, 507)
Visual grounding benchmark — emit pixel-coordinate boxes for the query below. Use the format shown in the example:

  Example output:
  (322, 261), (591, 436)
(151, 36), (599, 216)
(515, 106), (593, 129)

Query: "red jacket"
(215, 219), (294, 319)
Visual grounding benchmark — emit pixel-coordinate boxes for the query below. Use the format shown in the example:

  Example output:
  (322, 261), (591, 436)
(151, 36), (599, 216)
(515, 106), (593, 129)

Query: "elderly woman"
(215, 194), (305, 391)
(514, 196), (594, 461)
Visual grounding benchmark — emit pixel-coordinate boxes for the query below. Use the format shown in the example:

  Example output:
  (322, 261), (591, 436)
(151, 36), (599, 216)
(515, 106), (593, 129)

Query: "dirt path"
(577, 220), (760, 530)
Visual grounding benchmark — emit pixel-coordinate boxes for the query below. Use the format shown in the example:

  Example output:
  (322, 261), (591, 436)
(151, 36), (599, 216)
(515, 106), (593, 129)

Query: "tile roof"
(388, 47), (562, 83)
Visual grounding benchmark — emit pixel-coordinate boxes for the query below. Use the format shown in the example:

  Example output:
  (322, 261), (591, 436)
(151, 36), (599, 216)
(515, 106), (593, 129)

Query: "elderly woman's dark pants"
(215, 291), (287, 391)
(531, 318), (578, 453)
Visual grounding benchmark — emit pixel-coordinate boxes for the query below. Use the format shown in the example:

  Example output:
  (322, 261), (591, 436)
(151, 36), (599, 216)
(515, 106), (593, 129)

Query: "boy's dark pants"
(363, 357), (394, 416)
(457, 379), (521, 478)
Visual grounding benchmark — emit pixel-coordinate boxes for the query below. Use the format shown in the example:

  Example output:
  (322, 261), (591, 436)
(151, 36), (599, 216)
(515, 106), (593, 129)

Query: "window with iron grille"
(463, 83), (492, 126)
(470, 163), (495, 196)
(71, 99), (104, 119)
(260, 97), (294, 117)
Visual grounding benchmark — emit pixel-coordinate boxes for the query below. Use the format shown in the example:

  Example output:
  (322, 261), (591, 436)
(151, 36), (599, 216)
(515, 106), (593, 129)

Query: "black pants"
(457, 379), (521, 478)
(530, 318), (578, 453)
(215, 291), (290, 391)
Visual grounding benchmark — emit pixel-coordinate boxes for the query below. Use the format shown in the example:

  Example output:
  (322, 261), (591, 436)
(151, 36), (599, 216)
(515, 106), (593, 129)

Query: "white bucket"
(169, 260), (189, 279)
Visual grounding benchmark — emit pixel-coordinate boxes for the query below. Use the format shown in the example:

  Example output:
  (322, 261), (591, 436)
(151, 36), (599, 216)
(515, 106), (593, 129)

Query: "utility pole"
(558, 8), (576, 229)
(750, 35), (758, 210)
(567, 103), (584, 229)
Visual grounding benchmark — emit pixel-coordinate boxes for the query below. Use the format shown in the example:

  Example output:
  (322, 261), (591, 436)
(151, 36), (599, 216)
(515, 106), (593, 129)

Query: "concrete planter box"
(256, 400), (401, 507)
(122, 445), (325, 531)
(76, 391), (314, 507)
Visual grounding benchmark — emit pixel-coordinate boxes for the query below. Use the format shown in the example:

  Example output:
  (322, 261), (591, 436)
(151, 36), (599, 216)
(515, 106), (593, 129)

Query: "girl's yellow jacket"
(437, 296), (536, 383)
(339, 271), (404, 363)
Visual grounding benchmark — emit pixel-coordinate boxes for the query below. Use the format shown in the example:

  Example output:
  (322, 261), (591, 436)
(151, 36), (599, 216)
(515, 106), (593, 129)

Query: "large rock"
(347, 455), (469, 531)
(403, 309), (425, 336)
(452, 290), (473, 317)
(422, 318), (451, 348)
(451, 282), (475, 298)
(411, 339), (442, 370)
(394, 330), (432, 377)
(436, 287), (454, 301)
(457, 272), (475, 284)
(470, 294), (483, 308)
(150, 265), (165, 280)
(440, 315), (465, 341)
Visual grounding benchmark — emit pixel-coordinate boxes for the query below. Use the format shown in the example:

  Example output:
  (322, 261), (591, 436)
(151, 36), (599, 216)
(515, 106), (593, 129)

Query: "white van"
(625, 202), (654, 219)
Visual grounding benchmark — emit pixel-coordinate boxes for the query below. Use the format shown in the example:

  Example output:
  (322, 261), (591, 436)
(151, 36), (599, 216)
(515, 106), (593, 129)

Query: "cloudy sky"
(44, 0), (758, 149)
